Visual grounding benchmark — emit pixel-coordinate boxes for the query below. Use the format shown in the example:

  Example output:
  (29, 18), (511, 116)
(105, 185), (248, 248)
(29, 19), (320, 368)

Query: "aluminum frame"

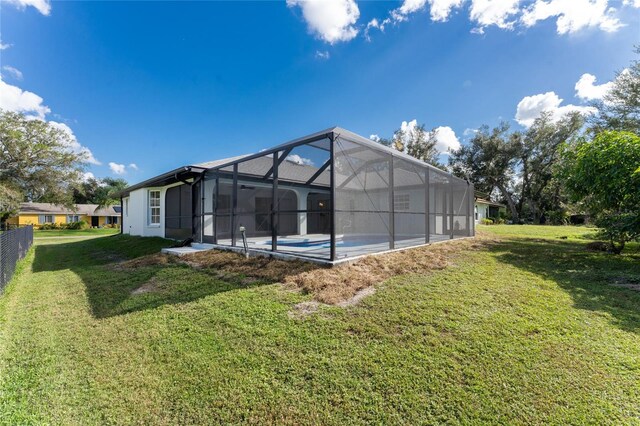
(193, 127), (474, 263)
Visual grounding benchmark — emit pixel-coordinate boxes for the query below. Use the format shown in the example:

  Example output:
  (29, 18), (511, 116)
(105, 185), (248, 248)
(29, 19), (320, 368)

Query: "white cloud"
(463, 127), (478, 136)
(429, 0), (466, 21)
(396, 120), (460, 154)
(575, 73), (614, 100)
(128, 163), (139, 171)
(433, 126), (461, 153)
(365, 17), (391, 40)
(389, 0), (465, 22)
(470, 0), (520, 31)
(49, 121), (101, 165)
(286, 154), (314, 166)
(0, 77), (50, 119)
(5, 0), (51, 15)
(2, 66), (23, 81)
(109, 162), (126, 175)
(82, 172), (95, 182)
(515, 91), (597, 127)
(287, 0), (360, 44)
(315, 50), (330, 60)
(0, 77), (100, 165)
(0, 40), (11, 50)
(521, 0), (623, 34)
(361, 0), (631, 40)
(369, 134), (381, 142)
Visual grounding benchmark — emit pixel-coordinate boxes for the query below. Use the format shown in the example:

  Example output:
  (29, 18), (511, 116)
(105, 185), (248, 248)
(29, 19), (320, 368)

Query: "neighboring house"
(120, 127), (475, 264)
(7, 203), (121, 228)
(474, 193), (506, 223)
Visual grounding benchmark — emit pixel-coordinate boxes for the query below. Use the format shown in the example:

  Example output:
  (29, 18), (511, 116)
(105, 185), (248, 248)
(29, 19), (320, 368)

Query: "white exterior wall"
(475, 202), (491, 224)
(123, 182), (184, 238)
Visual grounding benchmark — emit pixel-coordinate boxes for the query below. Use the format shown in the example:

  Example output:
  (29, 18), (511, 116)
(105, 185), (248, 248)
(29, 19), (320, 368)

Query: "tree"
(516, 111), (584, 223)
(0, 110), (87, 209)
(562, 131), (640, 254)
(376, 123), (442, 167)
(449, 122), (521, 220)
(0, 184), (22, 225)
(590, 47), (640, 134)
(72, 177), (127, 206)
(72, 178), (102, 205)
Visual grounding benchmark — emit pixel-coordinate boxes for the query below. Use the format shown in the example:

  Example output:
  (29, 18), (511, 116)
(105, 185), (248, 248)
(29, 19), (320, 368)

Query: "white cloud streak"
(5, 0), (51, 15)
(2, 66), (23, 81)
(362, 0), (632, 41)
(521, 0), (623, 34)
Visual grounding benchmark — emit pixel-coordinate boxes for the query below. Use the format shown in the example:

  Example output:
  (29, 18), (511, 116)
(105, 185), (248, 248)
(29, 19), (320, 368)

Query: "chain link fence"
(0, 225), (34, 293)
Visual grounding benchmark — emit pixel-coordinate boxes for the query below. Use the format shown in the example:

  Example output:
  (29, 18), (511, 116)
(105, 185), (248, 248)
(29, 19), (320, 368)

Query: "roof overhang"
(117, 165), (207, 198)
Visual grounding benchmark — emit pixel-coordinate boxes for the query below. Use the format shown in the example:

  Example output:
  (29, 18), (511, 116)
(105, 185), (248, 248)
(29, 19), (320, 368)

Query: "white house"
(474, 195), (506, 223)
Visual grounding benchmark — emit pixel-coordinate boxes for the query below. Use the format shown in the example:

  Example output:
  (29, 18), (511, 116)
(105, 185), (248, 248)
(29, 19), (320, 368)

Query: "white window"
(106, 216), (119, 225)
(148, 190), (161, 225)
(393, 193), (410, 211)
(39, 215), (54, 224)
(67, 215), (80, 223)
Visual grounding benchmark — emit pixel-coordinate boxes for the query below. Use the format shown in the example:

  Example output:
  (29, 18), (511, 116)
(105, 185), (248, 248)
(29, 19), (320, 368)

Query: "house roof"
(475, 198), (505, 208)
(18, 202), (121, 216)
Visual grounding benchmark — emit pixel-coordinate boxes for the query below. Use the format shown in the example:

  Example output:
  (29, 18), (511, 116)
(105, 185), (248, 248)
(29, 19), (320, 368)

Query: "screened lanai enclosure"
(189, 127), (474, 263)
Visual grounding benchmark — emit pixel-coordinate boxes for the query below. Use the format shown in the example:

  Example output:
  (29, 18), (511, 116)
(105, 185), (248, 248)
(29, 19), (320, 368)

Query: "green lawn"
(1, 226), (639, 424)
(34, 228), (120, 237)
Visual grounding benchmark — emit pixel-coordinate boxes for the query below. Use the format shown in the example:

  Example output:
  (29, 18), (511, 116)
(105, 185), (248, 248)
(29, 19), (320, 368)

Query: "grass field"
(34, 228), (120, 237)
(1, 226), (639, 424)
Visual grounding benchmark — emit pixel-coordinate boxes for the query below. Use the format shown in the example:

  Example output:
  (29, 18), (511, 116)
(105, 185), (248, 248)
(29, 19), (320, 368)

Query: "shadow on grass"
(32, 235), (282, 319)
(491, 237), (640, 334)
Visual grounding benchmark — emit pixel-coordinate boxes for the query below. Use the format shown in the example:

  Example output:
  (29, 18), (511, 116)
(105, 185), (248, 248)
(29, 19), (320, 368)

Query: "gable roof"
(18, 202), (120, 216)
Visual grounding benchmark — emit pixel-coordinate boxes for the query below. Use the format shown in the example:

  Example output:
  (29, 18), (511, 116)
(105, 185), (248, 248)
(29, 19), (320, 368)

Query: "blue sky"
(1, 0), (638, 183)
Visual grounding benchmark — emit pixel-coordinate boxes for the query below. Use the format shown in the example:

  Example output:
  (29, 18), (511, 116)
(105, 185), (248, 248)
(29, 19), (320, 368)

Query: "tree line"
(376, 48), (639, 253)
(0, 111), (127, 224)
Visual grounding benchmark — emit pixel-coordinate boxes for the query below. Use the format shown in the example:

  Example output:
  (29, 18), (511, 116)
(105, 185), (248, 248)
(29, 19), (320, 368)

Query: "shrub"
(480, 218), (494, 225)
(546, 210), (570, 226)
(494, 218), (505, 225)
(66, 220), (89, 230)
(563, 131), (640, 253)
(40, 222), (61, 230)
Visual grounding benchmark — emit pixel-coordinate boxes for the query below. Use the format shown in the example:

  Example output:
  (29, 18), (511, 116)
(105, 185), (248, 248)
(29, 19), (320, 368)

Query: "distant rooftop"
(18, 202), (121, 216)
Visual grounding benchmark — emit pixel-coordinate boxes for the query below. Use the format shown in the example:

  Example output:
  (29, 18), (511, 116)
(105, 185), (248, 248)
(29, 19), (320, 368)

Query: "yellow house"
(7, 202), (121, 228)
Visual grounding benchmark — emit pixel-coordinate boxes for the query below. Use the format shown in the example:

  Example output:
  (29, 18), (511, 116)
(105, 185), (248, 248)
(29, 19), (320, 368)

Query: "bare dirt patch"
(180, 236), (494, 305)
(288, 301), (321, 319)
(131, 276), (162, 295)
(336, 286), (376, 308)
